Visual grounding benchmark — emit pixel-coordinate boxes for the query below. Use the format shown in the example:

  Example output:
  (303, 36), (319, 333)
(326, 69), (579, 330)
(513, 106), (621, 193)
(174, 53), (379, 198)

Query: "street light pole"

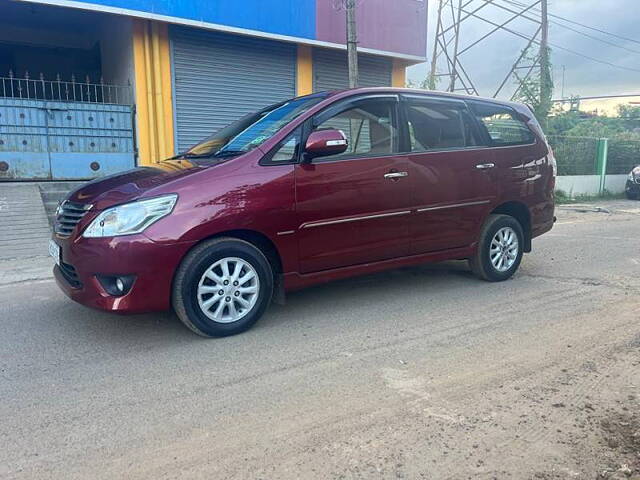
(345, 0), (359, 88)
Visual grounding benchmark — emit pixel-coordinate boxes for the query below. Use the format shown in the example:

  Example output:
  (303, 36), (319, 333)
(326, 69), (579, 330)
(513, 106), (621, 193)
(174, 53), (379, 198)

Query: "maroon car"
(50, 88), (556, 337)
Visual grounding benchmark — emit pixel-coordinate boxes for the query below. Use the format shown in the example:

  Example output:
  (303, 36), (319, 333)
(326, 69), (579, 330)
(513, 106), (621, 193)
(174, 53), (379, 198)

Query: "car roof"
(321, 87), (528, 111)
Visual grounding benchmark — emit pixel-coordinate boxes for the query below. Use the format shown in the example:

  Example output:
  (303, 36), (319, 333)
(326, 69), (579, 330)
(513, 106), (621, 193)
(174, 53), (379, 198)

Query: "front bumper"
(53, 233), (195, 313)
(626, 179), (640, 197)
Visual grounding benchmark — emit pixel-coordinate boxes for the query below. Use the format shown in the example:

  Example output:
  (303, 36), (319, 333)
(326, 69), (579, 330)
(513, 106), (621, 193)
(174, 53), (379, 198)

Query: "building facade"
(0, 0), (427, 180)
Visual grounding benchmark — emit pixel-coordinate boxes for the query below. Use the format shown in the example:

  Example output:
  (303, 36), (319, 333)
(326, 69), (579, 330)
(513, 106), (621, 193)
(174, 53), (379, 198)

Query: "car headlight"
(633, 166), (640, 178)
(83, 194), (178, 238)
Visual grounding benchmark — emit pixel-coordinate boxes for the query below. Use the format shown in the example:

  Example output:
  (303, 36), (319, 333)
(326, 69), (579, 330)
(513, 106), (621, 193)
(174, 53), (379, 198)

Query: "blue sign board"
(59, 0), (317, 39)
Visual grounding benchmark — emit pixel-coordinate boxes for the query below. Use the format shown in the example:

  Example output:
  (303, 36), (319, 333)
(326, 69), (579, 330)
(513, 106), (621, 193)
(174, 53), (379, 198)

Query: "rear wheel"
(469, 214), (524, 282)
(172, 238), (273, 337)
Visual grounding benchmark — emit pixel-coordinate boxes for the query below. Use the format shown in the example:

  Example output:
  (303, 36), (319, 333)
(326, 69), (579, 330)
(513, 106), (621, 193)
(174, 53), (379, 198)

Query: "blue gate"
(0, 75), (136, 180)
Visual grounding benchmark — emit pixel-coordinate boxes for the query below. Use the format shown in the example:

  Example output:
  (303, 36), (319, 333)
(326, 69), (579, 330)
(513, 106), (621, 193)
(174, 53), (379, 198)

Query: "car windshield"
(179, 94), (327, 159)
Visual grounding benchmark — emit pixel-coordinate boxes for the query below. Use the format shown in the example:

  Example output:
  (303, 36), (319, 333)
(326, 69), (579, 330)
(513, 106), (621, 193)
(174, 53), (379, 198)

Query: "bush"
(607, 138), (640, 174)
(547, 136), (598, 175)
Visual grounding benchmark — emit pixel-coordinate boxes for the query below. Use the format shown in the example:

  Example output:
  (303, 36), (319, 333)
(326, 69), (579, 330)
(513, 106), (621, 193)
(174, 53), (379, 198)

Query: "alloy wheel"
(490, 227), (519, 272)
(197, 257), (260, 323)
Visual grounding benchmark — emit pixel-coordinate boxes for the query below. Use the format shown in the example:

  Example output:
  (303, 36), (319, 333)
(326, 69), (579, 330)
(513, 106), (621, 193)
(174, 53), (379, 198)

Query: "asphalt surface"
(1, 200), (639, 479)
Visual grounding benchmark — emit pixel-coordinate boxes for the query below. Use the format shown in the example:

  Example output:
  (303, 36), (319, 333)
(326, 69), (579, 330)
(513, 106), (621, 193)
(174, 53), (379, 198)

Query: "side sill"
(282, 245), (475, 292)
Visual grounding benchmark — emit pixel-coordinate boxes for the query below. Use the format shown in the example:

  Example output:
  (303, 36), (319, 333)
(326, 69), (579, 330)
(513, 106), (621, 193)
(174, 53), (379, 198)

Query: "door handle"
(384, 171), (409, 180)
(475, 163), (495, 170)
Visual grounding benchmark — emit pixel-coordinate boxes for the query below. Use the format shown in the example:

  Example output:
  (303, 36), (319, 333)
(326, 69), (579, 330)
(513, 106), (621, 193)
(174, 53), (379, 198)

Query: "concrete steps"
(0, 183), (52, 260)
(0, 181), (86, 260)
(38, 182), (86, 226)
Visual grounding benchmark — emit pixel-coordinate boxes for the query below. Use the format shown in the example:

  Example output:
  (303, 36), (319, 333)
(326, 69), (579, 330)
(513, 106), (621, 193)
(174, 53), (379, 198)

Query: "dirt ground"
(2, 200), (640, 479)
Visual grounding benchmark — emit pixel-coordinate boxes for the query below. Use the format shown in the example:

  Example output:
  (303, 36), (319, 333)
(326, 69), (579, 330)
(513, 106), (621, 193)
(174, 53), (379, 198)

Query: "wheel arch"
(189, 229), (283, 274)
(172, 228), (286, 304)
(490, 201), (532, 252)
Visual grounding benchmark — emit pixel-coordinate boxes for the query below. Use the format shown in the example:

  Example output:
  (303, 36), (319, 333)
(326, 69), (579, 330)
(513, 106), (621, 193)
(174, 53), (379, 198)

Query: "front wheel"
(469, 214), (524, 282)
(172, 238), (274, 337)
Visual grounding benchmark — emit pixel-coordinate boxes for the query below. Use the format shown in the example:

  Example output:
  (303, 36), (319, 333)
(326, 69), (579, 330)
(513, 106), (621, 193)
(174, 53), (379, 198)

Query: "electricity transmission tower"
(430, 0), (551, 108)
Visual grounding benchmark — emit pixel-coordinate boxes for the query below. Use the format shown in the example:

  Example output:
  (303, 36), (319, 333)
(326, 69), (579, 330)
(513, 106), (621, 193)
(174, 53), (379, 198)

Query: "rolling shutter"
(313, 48), (392, 92)
(170, 26), (297, 153)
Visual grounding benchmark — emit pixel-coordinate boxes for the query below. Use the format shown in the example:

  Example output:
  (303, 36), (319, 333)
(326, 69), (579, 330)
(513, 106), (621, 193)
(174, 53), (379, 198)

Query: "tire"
(469, 214), (525, 282)
(625, 190), (638, 200)
(172, 237), (274, 337)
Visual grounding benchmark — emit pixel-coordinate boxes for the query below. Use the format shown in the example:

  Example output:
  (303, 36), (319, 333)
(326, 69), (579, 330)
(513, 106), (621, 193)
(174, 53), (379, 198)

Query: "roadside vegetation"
(547, 104), (640, 140)
(555, 190), (627, 204)
(547, 105), (640, 179)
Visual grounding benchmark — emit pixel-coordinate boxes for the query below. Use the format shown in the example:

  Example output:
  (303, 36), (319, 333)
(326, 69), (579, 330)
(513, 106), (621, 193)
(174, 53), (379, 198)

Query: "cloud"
(408, 0), (640, 98)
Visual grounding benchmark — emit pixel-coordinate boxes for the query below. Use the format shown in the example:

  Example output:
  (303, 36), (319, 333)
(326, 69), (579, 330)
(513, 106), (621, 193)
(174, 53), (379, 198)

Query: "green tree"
(546, 111), (582, 136)
(563, 118), (624, 138)
(617, 104), (640, 132)
(512, 46), (554, 129)
(406, 72), (439, 90)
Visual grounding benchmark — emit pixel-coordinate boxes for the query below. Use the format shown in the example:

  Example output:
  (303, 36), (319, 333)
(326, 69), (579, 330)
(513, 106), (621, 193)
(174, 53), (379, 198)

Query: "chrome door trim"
(476, 163), (496, 170)
(404, 141), (538, 156)
(300, 210), (411, 229)
(384, 171), (409, 179)
(416, 200), (491, 213)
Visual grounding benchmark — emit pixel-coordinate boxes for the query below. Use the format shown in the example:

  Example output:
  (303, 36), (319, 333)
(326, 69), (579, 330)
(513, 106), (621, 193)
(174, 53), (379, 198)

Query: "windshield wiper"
(168, 149), (246, 161)
(211, 150), (246, 158)
(168, 152), (214, 160)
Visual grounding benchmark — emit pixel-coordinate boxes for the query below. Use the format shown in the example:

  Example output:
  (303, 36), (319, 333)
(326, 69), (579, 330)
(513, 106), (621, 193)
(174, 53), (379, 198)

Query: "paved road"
(2, 200), (639, 479)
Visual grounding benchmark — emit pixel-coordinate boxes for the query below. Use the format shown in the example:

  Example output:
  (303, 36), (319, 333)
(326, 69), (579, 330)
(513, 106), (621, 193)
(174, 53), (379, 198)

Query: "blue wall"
(69, 0), (317, 39)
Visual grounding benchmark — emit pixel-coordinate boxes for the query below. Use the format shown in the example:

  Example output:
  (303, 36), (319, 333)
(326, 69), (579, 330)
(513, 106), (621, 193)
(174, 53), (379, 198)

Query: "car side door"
(295, 95), (412, 273)
(467, 100), (544, 206)
(402, 95), (498, 254)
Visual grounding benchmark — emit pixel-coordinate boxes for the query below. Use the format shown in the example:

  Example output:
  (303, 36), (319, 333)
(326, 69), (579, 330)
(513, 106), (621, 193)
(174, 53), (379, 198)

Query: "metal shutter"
(313, 48), (392, 92)
(170, 26), (297, 153)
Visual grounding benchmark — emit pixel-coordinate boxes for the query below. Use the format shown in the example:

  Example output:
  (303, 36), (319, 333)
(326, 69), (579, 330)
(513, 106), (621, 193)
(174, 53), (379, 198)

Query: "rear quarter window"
(469, 102), (535, 147)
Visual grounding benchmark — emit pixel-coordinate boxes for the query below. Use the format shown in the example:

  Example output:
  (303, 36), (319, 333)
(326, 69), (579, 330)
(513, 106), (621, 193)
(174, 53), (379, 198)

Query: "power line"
(553, 94), (640, 102)
(501, 0), (640, 46)
(493, 0), (640, 56)
(550, 21), (640, 56)
(430, 0), (640, 104)
(459, 6), (640, 74)
(548, 43), (640, 74)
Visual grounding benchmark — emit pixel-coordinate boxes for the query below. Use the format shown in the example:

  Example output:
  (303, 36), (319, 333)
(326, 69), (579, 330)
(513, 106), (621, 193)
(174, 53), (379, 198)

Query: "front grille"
(59, 261), (82, 288)
(54, 201), (92, 237)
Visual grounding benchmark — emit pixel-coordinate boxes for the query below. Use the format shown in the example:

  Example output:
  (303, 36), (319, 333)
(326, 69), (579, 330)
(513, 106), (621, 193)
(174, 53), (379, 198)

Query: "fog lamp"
(96, 275), (135, 297)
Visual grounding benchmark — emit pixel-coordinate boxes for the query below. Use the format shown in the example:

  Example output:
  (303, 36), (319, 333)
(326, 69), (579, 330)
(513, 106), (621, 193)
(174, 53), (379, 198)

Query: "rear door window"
(469, 102), (535, 146)
(404, 97), (480, 152)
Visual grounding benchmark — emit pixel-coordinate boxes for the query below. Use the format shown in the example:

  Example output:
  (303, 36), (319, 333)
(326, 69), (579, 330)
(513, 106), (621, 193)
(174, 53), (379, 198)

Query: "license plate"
(49, 240), (61, 266)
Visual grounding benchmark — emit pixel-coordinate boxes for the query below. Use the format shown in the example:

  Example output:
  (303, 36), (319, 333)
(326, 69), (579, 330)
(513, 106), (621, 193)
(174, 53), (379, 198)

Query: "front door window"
(313, 99), (399, 161)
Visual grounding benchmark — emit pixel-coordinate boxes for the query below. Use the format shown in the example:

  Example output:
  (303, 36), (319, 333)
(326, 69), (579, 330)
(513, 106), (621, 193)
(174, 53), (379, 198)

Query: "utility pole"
(540, 0), (551, 103)
(539, 0), (551, 125)
(345, 0), (359, 88)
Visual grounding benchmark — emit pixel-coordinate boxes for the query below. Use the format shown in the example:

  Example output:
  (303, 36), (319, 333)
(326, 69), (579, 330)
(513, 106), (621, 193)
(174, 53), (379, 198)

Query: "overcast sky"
(407, 0), (640, 99)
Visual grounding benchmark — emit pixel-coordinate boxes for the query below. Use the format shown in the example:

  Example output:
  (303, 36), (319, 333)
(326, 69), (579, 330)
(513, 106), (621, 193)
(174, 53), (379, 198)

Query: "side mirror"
(304, 129), (349, 160)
